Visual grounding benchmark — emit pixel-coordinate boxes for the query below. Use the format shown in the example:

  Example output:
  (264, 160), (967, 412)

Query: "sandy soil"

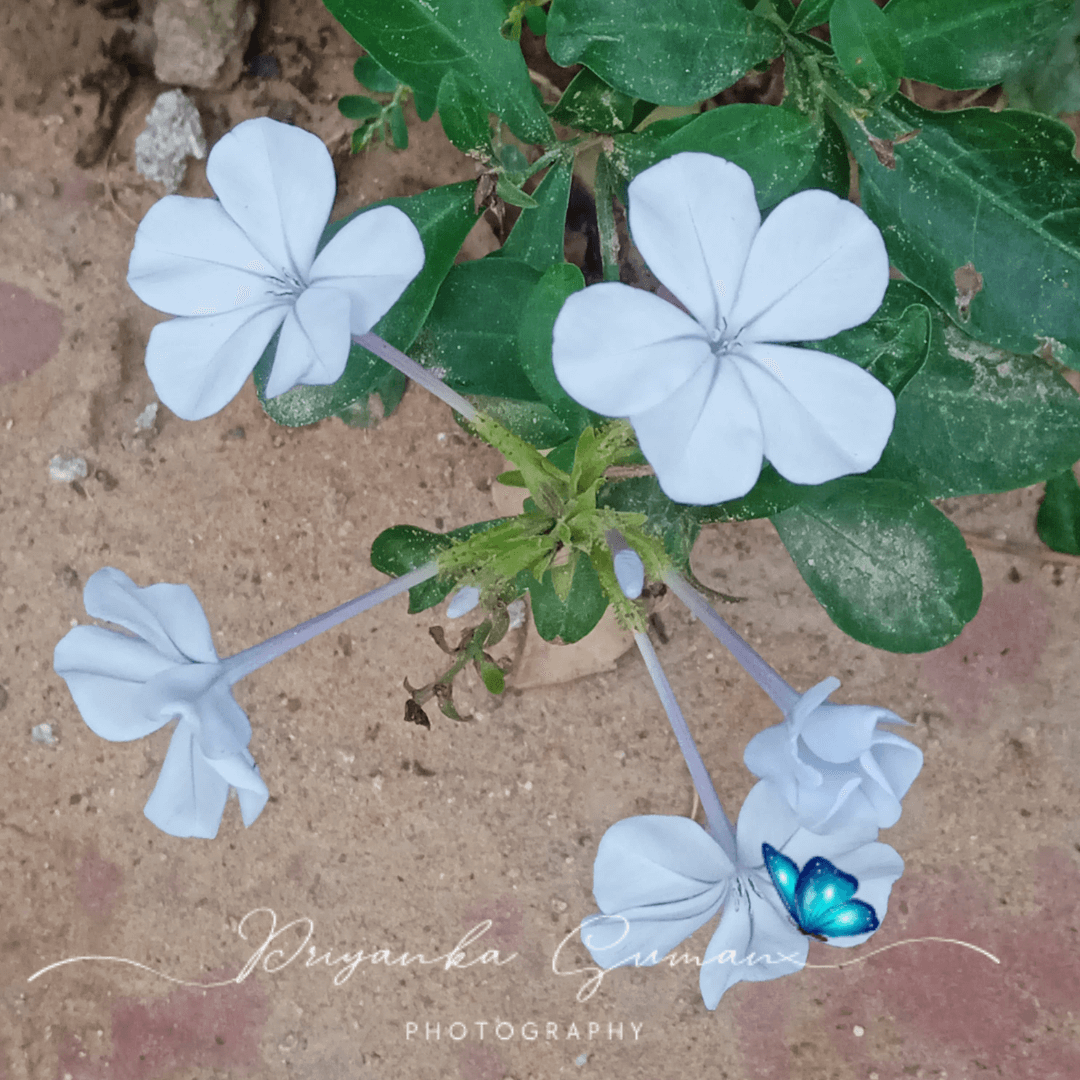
(2, 2), (1079, 1078)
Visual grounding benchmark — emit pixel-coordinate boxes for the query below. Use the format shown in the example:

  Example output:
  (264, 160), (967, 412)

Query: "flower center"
(708, 316), (740, 358)
(266, 268), (305, 300)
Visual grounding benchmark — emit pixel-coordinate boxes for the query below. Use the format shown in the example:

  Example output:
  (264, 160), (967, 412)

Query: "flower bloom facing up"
(582, 780), (904, 1008)
(553, 152), (896, 505)
(744, 676), (924, 833)
(127, 117), (425, 420)
(53, 568), (268, 839)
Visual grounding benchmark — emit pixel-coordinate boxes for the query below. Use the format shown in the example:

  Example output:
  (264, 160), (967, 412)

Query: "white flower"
(127, 117), (424, 420)
(552, 152), (896, 505)
(53, 568), (268, 839)
(582, 781), (904, 1009)
(744, 676), (923, 832)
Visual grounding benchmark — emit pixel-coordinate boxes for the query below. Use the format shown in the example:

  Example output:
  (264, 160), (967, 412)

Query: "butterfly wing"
(795, 856), (879, 938)
(761, 843), (801, 926)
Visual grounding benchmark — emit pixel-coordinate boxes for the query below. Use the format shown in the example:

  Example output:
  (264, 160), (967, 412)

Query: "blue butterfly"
(761, 843), (879, 942)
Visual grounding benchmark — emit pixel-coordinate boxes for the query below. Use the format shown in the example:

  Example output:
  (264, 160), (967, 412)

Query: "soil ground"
(2, 2), (1079, 1078)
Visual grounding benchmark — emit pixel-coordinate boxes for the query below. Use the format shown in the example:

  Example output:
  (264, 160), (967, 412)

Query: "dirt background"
(2, 1), (1080, 1078)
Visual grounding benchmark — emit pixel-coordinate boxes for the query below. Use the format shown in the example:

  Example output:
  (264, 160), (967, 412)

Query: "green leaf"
(411, 256), (542, 400)
(338, 95), (383, 120)
(546, 0), (783, 106)
(523, 553), (609, 642)
(334, 367), (408, 427)
(254, 182), (478, 426)
(771, 478), (982, 652)
(324, 0), (552, 142)
(550, 67), (639, 133)
(790, 0), (835, 33)
(389, 102), (409, 148)
(437, 69), (491, 152)
(370, 520), (508, 612)
(524, 3), (547, 34)
(830, 0), (903, 103)
(517, 263), (591, 429)
(1003, 1), (1080, 116)
(495, 174), (539, 208)
(810, 280), (932, 396)
(1037, 468), (1080, 554)
(868, 292), (1080, 497)
(884, 0), (1073, 91)
(838, 96), (1080, 369)
(497, 157), (574, 271)
(612, 104), (821, 209)
(354, 55), (400, 93)
(790, 111), (852, 198)
(463, 396), (573, 448)
(479, 660), (506, 694)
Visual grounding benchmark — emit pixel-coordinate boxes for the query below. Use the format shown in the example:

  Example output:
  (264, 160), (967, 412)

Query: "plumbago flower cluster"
(52, 0), (1080, 1009)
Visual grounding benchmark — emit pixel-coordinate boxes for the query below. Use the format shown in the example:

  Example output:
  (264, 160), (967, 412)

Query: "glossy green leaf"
(354, 55), (399, 93)
(464, 397), (573, 448)
(324, 0), (552, 142)
(839, 97), (1080, 369)
(884, 0), (1073, 90)
(546, 0), (783, 106)
(389, 102), (409, 148)
(517, 263), (591, 430)
(524, 4), (547, 33)
(612, 104), (821, 209)
(523, 553), (609, 642)
(437, 69), (491, 153)
(254, 182), (477, 426)
(830, 0), (903, 102)
(495, 175), (539, 208)
(1037, 468), (1080, 554)
(338, 95), (383, 121)
(790, 0), (835, 33)
(550, 68), (639, 133)
(411, 257), (541, 400)
(771, 478), (982, 652)
(1003, 1), (1080, 116)
(869, 294), (1080, 497)
(790, 111), (851, 198)
(370, 520), (509, 612)
(810, 280), (932, 396)
(497, 157), (574, 271)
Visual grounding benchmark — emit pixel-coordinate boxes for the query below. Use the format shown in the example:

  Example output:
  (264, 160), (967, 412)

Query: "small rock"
(49, 455), (88, 483)
(135, 402), (159, 430)
(32, 722), (58, 746)
(153, 0), (258, 90)
(134, 90), (206, 195)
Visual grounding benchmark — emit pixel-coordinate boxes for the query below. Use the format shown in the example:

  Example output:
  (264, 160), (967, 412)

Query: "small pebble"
(48, 455), (87, 483)
(32, 722), (58, 746)
(135, 403), (158, 430)
(575, 1052), (588, 1066)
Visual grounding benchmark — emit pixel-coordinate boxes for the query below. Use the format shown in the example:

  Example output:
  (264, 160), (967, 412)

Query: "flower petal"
(733, 781), (801, 867)
(593, 816), (735, 912)
(630, 354), (764, 505)
(729, 188), (889, 343)
(699, 889), (807, 1009)
(53, 626), (176, 741)
(628, 153), (760, 334)
(732, 344), (895, 484)
(136, 664), (251, 754)
(552, 283), (711, 416)
(143, 722), (231, 839)
(127, 196), (280, 317)
(144, 303), (289, 421)
(206, 118), (335, 281)
(82, 567), (217, 664)
(308, 205), (425, 333)
(264, 287), (352, 398)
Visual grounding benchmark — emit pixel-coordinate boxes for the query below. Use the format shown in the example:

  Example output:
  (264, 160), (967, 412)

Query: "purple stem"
(663, 572), (799, 714)
(222, 562), (440, 684)
(353, 332), (478, 421)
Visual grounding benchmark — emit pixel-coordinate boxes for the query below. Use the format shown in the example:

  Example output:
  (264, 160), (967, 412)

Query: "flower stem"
(663, 572), (799, 714)
(223, 562), (440, 684)
(353, 332), (478, 422)
(632, 631), (737, 860)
